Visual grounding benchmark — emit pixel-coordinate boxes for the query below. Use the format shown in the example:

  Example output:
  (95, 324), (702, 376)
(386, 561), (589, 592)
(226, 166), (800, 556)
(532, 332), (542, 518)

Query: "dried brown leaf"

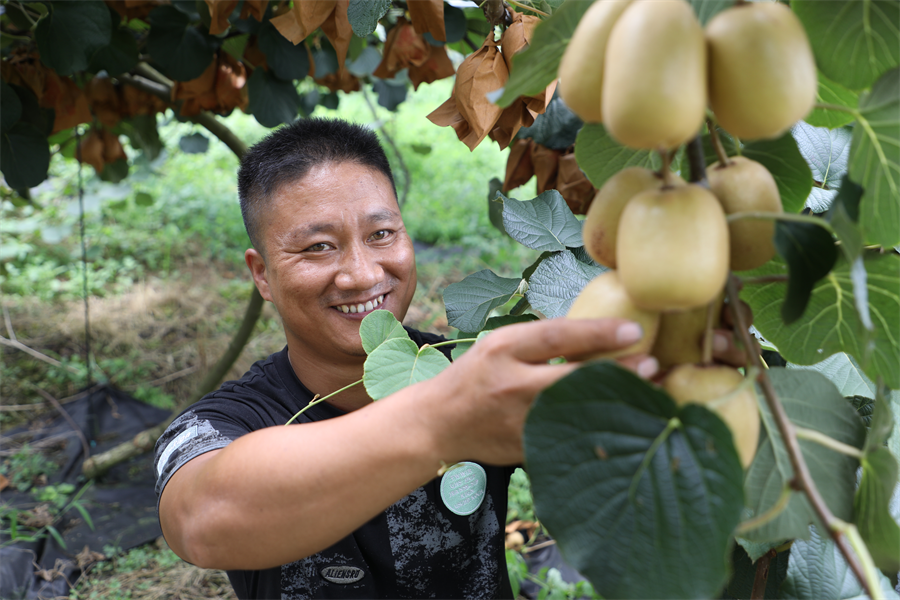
(42, 72), (92, 134)
(407, 0), (446, 42)
(503, 138), (534, 192)
(1, 48), (46, 101)
(557, 152), (596, 215)
(531, 142), (561, 193)
(240, 0), (267, 21)
(315, 66), (361, 93)
(101, 130), (127, 164)
(373, 20), (430, 79)
(75, 545), (106, 569)
(270, 0), (352, 70)
(408, 43), (455, 90)
(205, 0), (238, 35)
(86, 76), (122, 128)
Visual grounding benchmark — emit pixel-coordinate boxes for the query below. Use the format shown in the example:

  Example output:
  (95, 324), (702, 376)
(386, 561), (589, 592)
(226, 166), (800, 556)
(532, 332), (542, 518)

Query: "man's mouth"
(335, 294), (385, 314)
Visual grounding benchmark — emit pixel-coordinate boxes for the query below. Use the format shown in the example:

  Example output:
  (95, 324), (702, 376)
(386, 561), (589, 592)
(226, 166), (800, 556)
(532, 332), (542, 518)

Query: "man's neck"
(287, 346), (372, 412)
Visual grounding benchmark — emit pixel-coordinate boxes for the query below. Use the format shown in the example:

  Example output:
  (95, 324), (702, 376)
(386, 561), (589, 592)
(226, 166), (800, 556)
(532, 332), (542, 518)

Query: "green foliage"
(495, 190), (583, 252)
(575, 123), (662, 189)
(524, 361), (745, 599)
(363, 337), (450, 400)
(525, 250), (604, 318)
(0, 445), (58, 492)
(773, 220), (839, 323)
(443, 269), (522, 332)
(34, 0), (111, 77)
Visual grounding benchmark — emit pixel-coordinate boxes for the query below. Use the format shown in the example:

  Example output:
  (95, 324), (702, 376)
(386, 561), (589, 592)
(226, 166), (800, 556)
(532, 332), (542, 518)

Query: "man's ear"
(245, 248), (273, 302)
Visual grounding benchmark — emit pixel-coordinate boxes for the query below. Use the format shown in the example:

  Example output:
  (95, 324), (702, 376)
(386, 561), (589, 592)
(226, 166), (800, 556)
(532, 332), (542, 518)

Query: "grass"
(1, 77), (553, 599)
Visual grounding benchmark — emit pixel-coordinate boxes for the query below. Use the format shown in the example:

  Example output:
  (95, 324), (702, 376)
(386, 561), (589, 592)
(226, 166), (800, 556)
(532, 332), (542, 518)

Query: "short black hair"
(237, 117), (397, 253)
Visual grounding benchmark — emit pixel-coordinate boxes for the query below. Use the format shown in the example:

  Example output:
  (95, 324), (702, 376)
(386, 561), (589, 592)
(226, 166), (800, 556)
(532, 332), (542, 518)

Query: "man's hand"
(421, 318), (659, 467)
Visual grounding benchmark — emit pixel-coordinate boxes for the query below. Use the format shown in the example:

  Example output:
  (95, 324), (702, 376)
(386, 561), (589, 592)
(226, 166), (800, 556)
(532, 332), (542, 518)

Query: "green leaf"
(178, 132), (209, 154)
(0, 122), (51, 189)
(496, 190), (583, 252)
(516, 97), (583, 151)
(35, 0), (112, 76)
(98, 158), (129, 183)
(806, 71), (858, 129)
(525, 249), (604, 318)
(487, 177), (506, 234)
(443, 269), (522, 332)
(792, 122), (851, 213)
(134, 192), (154, 207)
(71, 501), (94, 530)
(522, 250), (554, 281)
(258, 21), (310, 81)
(359, 309), (410, 355)
(855, 448), (900, 572)
(348, 0), (391, 37)
(0, 80), (22, 132)
(773, 220), (839, 324)
(363, 338), (450, 400)
(792, 0), (900, 92)
(497, 0), (596, 107)
(373, 79), (407, 112)
(121, 114), (163, 161)
(743, 133), (814, 215)
(147, 6), (216, 82)
(222, 33), (249, 61)
(742, 252), (900, 389)
(524, 362), (744, 599)
(45, 525), (67, 550)
(780, 524), (900, 600)
(787, 352), (899, 401)
(741, 369), (867, 543)
(849, 68), (900, 248)
(575, 123), (661, 190)
(686, 0), (730, 25)
(826, 177), (864, 262)
(347, 46), (382, 78)
(89, 27), (139, 76)
(451, 314), (539, 360)
(442, 4), (468, 44)
(247, 68), (299, 128)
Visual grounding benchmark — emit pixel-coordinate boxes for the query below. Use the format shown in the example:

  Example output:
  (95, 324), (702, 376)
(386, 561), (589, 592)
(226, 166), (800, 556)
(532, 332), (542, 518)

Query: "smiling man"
(153, 118), (665, 599)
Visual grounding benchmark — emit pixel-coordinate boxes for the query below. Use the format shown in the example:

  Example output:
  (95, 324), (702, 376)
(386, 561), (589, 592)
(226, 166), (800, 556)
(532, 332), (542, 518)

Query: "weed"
(0, 445), (59, 492)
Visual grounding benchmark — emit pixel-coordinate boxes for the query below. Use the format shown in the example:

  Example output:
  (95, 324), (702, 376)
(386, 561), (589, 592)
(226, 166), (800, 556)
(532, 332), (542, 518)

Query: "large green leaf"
(779, 525), (900, 600)
(120, 114), (163, 162)
(496, 190), (583, 252)
(247, 68), (300, 128)
(258, 21), (311, 81)
(497, 0), (595, 107)
(849, 68), (900, 248)
(348, 0), (391, 37)
(0, 80), (22, 133)
(575, 123), (661, 190)
(443, 270), (522, 332)
(787, 352), (898, 400)
(805, 71), (858, 130)
(89, 27), (139, 76)
(359, 309), (410, 355)
(792, 122), (851, 213)
(363, 338), (450, 400)
(792, 0), (900, 92)
(687, 0), (731, 25)
(146, 5), (216, 82)
(516, 97), (583, 151)
(0, 122), (51, 189)
(741, 252), (900, 389)
(741, 369), (866, 543)
(524, 362), (744, 599)
(525, 249), (604, 318)
(773, 220), (839, 324)
(35, 0), (112, 76)
(853, 389), (900, 572)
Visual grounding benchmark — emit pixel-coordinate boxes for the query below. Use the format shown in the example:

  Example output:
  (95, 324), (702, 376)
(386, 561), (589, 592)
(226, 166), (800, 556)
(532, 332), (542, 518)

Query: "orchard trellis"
(1, 1), (899, 599)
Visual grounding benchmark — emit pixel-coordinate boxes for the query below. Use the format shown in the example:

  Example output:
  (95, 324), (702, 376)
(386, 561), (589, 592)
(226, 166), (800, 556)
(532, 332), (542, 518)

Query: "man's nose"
(334, 244), (384, 290)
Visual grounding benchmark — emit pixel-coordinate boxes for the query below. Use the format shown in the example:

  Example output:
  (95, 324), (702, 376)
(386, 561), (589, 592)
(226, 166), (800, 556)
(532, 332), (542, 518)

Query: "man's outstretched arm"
(159, 317), (655, 571)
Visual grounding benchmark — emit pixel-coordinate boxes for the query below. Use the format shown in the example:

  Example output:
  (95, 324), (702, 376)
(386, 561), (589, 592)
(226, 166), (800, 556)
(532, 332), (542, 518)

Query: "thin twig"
(360, 87), (411, 207)
(725, 274), (873, 598)
(740, 275), (789, 285)
(750, 549), (775, 599)
(0, 336), (80, 374)
(3, 305), (17, 342)
(31, 386), (91, 461)
(125, 365), (199, 391)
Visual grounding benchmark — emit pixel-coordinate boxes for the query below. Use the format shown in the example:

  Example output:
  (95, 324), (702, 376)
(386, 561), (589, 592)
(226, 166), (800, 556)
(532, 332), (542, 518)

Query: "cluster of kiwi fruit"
(559, 0), (818, 468)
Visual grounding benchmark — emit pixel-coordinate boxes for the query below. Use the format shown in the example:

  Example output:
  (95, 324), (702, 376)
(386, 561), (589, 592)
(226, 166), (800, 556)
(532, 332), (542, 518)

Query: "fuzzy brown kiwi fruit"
(706, 2), (817, 140)
(566, 270), (660, 359)
(707, 156), (783, 271)
(663, 364), (760, 468)
(616, 184), (730, 311)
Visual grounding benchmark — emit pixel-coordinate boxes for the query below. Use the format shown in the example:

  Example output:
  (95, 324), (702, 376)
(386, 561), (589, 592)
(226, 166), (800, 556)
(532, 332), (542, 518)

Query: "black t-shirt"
(154, 328), (515, 599)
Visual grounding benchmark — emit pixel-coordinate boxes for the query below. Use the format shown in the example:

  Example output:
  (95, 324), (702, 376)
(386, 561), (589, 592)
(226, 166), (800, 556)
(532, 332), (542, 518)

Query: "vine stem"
(706, 119), (731, 166)
(726, 211), (836, 235)
(794, 427), (865, 459)
(725, 275), (876, 599)
(285, 379), (364, 426)
(735, 484), (793, 535)
(740, 275), (789, 285)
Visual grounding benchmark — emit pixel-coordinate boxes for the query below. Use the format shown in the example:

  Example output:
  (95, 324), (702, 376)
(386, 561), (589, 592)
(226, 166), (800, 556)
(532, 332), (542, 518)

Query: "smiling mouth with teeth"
(336, 294), (385, 314)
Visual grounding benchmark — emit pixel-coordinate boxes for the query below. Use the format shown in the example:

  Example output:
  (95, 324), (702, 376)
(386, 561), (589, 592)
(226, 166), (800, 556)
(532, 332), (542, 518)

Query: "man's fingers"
(711, 330), (755, 368)
(495, 317), (648, 364)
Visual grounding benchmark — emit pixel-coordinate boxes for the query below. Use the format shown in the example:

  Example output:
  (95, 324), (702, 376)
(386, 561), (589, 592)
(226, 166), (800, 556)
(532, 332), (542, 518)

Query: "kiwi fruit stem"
(707, 120), (732, 166)
(701, 298), (717, 366)
(660, 150), (673, 188)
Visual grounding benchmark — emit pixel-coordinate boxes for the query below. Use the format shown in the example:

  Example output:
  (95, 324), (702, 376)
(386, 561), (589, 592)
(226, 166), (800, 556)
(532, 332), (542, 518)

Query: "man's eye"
(370, 230), (391, 241)
(305, 243), (329, 252)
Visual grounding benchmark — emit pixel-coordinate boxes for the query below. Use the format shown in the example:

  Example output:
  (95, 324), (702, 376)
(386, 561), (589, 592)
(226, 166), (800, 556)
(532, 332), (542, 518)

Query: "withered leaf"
(205, 0), (238, 35)
(407, 0), (445, 42)
(489, 100), (534, 150)
(1, 48), (46, 103)
(86, 76), (122, 128)
(408, 44), (454, 90)
(373, 20), (430, 79)
(0, 473), (8, 493)
(503, 138), (535, 192)
(101, 130), (127, 164)
(315, 67), (361, 93)
(556, 152), (596, 215)
(41, 72), (92, 134)
(240, 0), (267, 21)
(75, 545), (106, 569)
(119, 84), (168, 117)
(172, 52), (248, 116)
(531, 142), (561, 194)
(270, 0), (352, 70)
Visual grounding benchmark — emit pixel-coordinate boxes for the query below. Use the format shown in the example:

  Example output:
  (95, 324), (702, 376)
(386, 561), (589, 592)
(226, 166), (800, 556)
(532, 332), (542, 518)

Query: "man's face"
(245, 161), (417, 364)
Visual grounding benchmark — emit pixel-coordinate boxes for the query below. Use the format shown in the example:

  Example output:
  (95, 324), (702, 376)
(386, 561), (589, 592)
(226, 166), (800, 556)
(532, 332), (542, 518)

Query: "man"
(154, 118), (738, 599)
